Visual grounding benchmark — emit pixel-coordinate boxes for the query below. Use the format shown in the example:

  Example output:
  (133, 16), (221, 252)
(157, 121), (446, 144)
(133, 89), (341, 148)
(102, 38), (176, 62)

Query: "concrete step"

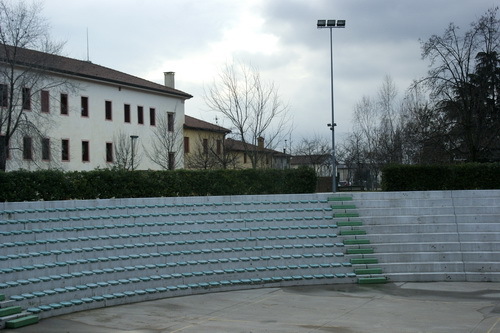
(357, 276), (387, 284)
(339, 230), (366, 236)
(457, 223), (500, 232)
(384, 271), (500, 283)
(354, 268), (383, 275)
(351, 258), (378, 265)
(377, 262), (466, 273)
(383, 272), (467, 282)
(360, 252), (500, 265)
(0, 306), (22, 317)
(351, 198), (454, 208)
(364, 232), (500, 243)
(369, 242), (462, 253)
(1, 312), (26, 329)
(358, 215), (461, 225)
(350, 190), (499, 201)
(360, 252), (465, 262)
(331, 205), (357, 210)
(328, 196), (353, 202)
(4, 314), (39, 329)
(364, 233), (460, 243)
(357, 214), (500, 225)
(362, 224), (458, 234)
(337, 221), (363, 227)
(370, 241), (500, 253)
(346, 248), (374, 254)
(460, 242), (500, 252)
(334, 213), (359, 218)
(356, 207), (457, 217)
(343, 239), (370, 245)
(0, 300), (15, 308)
(349, 197), (499, 209)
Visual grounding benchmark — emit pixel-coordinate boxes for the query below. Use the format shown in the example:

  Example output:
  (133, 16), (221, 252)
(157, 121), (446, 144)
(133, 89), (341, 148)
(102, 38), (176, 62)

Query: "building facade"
(0, 45), (192, 171)
(225, 137), (290, 170)
(183, 115), (231, 169)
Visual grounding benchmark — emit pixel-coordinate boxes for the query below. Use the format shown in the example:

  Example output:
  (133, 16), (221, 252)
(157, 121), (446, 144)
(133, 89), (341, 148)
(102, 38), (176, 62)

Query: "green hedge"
(381, 163), (500, 191)
(0, 167), (317, 202)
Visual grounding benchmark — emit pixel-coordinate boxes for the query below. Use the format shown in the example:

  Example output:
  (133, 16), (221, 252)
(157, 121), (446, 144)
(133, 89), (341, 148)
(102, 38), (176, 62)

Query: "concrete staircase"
(0, 294), (38, 329)
(0, 190), (498, 329)
(329, 195), (388, 284)
(345, 190), (500, 283)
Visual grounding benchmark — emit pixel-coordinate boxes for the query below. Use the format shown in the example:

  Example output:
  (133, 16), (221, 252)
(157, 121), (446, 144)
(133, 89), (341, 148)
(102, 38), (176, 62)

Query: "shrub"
(0, 167), (317, 202)
(382, 163), (500, 191)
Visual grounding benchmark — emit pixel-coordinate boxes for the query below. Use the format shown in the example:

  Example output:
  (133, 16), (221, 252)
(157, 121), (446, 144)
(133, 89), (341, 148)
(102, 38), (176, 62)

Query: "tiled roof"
(0, 44), (192, 99)
(225, 138), (288, 156)
(184, 115), (231, 133)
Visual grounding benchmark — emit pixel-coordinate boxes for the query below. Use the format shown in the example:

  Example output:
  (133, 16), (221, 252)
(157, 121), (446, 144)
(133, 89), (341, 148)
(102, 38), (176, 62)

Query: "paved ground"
(4, 282), (500, 333)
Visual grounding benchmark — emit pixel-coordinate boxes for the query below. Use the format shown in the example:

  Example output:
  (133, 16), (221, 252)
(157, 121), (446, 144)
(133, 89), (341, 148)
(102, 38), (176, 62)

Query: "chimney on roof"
(257, 136), (264, 150)
(164, 72), (175, 88)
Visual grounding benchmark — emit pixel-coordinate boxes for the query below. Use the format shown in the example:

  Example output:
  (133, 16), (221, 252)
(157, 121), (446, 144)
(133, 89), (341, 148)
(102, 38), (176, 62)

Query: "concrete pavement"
(4, 282), (500, 333)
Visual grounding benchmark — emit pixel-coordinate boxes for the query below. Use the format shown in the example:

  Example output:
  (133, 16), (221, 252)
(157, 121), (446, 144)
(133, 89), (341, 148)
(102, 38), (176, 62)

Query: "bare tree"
(146, 112), (183, 170)
(0, 0), (72, 171)
(420, 7), (500, 161)
(339, 131), (369, 187)
(374, 75), (405, 165)
(293, 135), (332, 176)
(185, 135), (222, 170)
(204, 62), (291, 169)
(113, 131), (142, 170)
(348, 76), (404, 189)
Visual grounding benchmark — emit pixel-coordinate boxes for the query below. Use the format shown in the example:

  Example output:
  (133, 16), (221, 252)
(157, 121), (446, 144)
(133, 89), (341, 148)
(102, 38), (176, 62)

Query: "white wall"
(6, 75), (187, 171)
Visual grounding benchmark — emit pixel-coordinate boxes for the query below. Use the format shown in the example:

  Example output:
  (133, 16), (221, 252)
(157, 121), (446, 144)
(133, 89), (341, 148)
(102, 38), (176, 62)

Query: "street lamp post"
(130, 135), (139, 171)
(317, 19), (345, 193)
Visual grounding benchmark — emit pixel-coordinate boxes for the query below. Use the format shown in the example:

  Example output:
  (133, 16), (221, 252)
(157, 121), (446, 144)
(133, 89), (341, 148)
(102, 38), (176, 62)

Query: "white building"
(1, 45), (192, 171)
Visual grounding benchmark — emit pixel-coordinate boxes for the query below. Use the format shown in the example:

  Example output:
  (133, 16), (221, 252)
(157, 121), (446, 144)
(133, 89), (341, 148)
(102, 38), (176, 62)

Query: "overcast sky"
(43, 0), (497, 147)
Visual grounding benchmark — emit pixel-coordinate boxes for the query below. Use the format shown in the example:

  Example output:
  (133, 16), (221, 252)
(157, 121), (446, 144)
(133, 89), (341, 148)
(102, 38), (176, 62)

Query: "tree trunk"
(0, 136), (7, 171)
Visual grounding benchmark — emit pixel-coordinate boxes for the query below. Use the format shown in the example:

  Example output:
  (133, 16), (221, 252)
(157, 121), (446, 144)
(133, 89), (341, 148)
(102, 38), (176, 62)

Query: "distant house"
(0, 44), (192, 171)
(291, 154), (351, 185)
(183, 115), (230, 169)
(290, 154), (332, 177)
(225, 137), (290, 170)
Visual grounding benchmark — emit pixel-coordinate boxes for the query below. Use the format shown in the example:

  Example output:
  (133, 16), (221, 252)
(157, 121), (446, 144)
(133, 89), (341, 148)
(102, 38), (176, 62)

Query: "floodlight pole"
(317, 19), (345, 193)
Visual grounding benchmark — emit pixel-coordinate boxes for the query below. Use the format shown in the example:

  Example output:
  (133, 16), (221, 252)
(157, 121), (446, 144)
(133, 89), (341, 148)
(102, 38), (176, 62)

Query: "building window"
(106, 142), (113, 163)
(81, 96), (89, 117)
(124, 104), (131, 123)
(217, 139), (222, 155)
(41, 138), (50, 161)
(149, 108), (156, 126)
(23, 137), (32, 160)
(244, 153), (247, 164)
(82, 141), (90, 162)
(168, 152), (175, 170)
(41, 90), (49, 113)
(167, 112), (174, 132)
(60, 93), (68, 115)
(61, 139), (70, 161)
(184, 136), (190, 153)
(203, 138), (208, 154)
(0, 84), (8, 107)
(22, 87), (31, 110)
(105, 101), (112, 120)
(137, 106), (144, 124)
